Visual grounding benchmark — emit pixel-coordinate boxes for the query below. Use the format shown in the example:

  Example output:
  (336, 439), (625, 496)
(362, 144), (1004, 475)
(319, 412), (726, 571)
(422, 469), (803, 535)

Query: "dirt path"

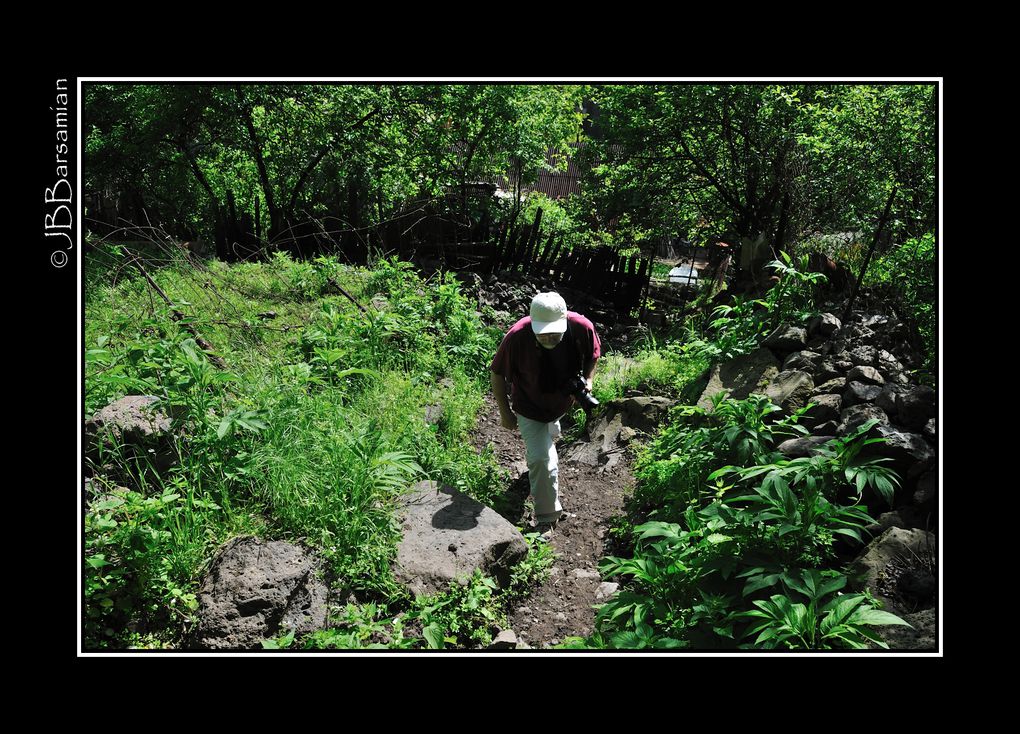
(471, 393), (634, 648)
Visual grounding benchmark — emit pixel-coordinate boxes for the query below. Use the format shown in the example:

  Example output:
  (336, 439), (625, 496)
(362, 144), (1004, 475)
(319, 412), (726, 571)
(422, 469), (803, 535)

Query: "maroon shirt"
(490, 311), (601, 423)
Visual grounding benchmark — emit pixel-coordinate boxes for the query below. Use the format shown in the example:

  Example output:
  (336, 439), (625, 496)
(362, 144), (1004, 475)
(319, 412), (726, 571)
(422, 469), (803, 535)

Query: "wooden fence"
(486, 210), (652, 313)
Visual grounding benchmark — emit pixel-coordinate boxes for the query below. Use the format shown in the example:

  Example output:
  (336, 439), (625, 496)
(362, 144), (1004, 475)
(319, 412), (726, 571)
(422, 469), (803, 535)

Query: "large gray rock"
(424, 404), (444, 426)
(394, 481), (528, 597)
(863, 511), (908, 539)
(843, 381), (883, 407)
(913, 470), (937, 508)
(864, 509), (932, 539)
(563, 410), (627, 470)
(85, 395), (177, 480)
(871, 426), (936, 471)
(563, 396), (675, 471)
(193, 536), (328, 650)
(808, 312), (841, 338)
(764, 370), (815, 412)
(862, 314), (890, 330)
(838, 404), (889, 436)
(814, 361), (844, 384)
(814, 420), (840, 435)
(923, 418), (936, 443)
(783, 350), (821, 373)
(874, 385), (906, 420)
(896, 386), (937, 430)
(763, 325), (808, 353)
(848, 325), (876, 344)
(596, 582), (620, 602)
(805, 394), (842, 426)
(878, 349), (904, 376)
(489, 630), (518, 650)
(812, 377), (847, 396)
(847, 366), (885, 386)
(848, 345), (878, 366)
(879, 608), (937, 651)
(851, 529), (935, 591)
(697, 348), (780, 410)
(777, 435), (835, 458)
(850, 527), (937, 651)
(612, 396), (677, 433)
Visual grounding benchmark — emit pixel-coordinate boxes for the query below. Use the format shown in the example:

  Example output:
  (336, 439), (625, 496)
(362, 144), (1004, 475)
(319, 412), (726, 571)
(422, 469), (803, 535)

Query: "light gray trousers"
(516, 413), (564, 523)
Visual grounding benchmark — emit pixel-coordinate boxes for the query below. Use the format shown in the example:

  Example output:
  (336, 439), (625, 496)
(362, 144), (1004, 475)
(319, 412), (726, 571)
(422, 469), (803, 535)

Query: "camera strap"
(566, 318), (585, 374)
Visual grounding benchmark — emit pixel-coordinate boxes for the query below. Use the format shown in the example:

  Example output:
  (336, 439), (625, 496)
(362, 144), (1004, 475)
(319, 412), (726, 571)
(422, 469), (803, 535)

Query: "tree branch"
(287, 105), (383, 215)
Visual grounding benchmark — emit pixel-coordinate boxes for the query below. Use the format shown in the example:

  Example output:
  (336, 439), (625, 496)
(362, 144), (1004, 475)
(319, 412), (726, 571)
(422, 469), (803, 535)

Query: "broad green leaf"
(181, 339), (203, 365)
(743, 574), (782, 597)
(831, 527), (863, 543)
(816, 574), (848, 598)
(820, 595), (868, 633)
(653, 638), (686, 648)
(854, 625), (891, 646)
(782, 570), (814, 600)
(86, 554), (109, 569)
(851, 608), (913, 627)
(636, 522), (683, 541)
(236, 413), (269, 432)
(91, 496), (125, 511)
(422, 624), (445, 649)
(755, 628), (779, 645)
(612, 631), (643, 649)
(874, 475), (896, 506)
(788, 602), (810, 632)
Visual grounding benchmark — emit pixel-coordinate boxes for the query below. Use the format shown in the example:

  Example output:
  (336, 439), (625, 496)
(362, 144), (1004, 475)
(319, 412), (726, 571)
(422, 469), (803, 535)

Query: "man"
(489, 292), (601, 533)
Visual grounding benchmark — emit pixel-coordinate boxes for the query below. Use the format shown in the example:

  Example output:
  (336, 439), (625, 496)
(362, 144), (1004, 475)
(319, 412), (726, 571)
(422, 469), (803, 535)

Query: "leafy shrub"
(867, 233), (936, 376)
(592, 415), (902, 649)
(739, 569), (911, 650)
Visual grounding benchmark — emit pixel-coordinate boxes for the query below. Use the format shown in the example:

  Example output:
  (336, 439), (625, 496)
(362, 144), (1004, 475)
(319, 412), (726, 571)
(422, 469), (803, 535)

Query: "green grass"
(84, 245), (724, 650)
(84, 251), (516, 649)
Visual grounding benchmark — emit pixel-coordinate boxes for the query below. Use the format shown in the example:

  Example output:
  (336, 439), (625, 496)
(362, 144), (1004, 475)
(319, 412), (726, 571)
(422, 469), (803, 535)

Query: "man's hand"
(491, 372), (517, 430)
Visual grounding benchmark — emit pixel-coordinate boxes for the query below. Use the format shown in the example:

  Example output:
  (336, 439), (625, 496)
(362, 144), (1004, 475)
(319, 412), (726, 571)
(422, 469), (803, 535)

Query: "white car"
(668, 263), (700, 287)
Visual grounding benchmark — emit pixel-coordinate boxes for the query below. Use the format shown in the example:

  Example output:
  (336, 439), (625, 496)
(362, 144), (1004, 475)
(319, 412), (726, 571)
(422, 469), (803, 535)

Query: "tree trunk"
(184, 151), (227, 258)
(773, 190), (790, 255)
(842, 184), (898, 324)
(235, 87), (280, 242)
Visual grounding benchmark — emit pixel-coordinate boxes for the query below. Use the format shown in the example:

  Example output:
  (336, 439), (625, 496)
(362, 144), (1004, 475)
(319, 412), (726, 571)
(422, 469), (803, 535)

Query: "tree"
(572, 84), (936, 267)
(85, 83), (586, 257)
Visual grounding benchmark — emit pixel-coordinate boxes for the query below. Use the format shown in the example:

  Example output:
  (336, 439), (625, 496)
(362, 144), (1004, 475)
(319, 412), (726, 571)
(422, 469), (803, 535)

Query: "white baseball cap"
(530, 292), (568, 334)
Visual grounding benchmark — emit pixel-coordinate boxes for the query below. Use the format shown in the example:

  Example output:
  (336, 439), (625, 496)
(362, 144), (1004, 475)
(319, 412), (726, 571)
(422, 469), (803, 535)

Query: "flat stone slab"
(394, 481), (528, 597)
(697, 347), (780, 410)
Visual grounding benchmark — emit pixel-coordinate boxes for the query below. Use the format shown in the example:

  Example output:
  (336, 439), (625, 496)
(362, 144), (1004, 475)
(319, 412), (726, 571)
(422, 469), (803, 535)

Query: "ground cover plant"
(84, 250), (528, 649)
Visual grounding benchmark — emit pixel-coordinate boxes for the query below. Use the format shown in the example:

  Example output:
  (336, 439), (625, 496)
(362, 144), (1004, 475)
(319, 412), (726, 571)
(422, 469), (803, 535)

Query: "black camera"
(563, 374), (599, 414)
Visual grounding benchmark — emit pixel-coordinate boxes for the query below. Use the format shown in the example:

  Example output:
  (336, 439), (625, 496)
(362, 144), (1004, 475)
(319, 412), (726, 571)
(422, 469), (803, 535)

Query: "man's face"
(536, 331), (564, 349)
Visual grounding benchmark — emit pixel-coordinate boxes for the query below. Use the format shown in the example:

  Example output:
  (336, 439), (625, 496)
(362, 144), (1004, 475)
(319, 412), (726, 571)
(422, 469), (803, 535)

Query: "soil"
(470, 393), (635, 649)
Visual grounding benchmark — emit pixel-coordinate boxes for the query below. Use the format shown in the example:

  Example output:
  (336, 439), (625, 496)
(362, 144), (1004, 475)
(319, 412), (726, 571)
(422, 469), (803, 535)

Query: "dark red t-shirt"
(489, 311), (601, 423)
